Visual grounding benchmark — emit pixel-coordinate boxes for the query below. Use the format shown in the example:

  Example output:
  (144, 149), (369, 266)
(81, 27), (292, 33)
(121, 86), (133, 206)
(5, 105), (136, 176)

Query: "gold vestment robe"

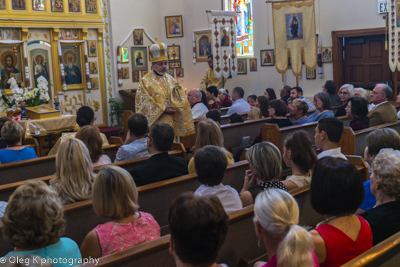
(135, 71), (195, 137)
(199, 68), (225, 92)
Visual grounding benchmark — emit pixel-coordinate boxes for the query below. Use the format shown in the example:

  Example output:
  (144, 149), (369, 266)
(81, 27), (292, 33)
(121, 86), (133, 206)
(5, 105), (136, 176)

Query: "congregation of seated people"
(3, 81), (400, 267)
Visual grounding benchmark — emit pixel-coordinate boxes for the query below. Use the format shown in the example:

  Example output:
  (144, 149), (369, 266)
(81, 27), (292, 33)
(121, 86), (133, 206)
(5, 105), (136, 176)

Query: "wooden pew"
(340, 231), (400, 267)
(220, 107), (229, 116)
(220, 113), (248, 125)
(339, 121), (400, 157)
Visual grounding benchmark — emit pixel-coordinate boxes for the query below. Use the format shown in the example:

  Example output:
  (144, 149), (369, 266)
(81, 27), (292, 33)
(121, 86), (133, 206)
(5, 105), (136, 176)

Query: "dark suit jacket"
(367, 102), (398, 127)
(130, 152), (188, 187)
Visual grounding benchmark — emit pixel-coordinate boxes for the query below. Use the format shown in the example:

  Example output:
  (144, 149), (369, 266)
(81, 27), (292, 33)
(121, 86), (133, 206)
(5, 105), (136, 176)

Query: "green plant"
(109, 98), (125, 131)
(1, 95), (16, 108)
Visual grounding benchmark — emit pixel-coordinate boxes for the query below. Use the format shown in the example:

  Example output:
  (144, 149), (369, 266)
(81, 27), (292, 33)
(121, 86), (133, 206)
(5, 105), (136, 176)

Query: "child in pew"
(168, 192), (229, 267)
(194, 146), (242, 214)
(80, 166), (160, 259)
(310, 157), (372, 266)
(50, 138), (95, 205)
(228, 113), (244, 123)
(2, 180), (82, 267)
(282, 130), (317, 191)
(253, 189), (319, 267)
(247, 108), (263, 121)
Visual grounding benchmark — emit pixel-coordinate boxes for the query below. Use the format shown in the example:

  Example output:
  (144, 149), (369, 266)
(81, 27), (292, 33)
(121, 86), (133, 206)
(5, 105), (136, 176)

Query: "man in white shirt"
(227, 87), (251, 115)
(290, 86), (314, 110)
(194, 145), (242, 214)
(367, 84), (397, 127)
(187, 89), (208, 120)
(315, 117), (347, 160)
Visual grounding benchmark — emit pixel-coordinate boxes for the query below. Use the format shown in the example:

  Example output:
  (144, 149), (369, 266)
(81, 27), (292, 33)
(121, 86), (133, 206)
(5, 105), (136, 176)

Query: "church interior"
(0, 0), (400, 266)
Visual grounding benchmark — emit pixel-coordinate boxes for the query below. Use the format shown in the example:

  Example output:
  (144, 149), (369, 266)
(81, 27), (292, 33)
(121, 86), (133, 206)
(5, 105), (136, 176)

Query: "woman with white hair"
(361, 148), (400, 245)
(253, 189), (319, 267)
(335, 84), (354, 117)
(218, 88), (232, 107)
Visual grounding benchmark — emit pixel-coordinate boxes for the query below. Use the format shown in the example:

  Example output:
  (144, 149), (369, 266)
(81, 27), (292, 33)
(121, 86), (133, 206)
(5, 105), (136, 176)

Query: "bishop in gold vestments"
(135, 42), (194, 137)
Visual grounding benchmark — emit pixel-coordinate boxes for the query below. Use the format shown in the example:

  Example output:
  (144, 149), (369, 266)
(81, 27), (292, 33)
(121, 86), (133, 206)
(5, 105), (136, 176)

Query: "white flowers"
(8, 76), (51, 105)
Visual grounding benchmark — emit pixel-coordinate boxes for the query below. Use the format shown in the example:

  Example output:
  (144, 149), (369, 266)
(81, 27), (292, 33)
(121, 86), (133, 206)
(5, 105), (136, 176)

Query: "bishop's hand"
(164, 106), (176, 115)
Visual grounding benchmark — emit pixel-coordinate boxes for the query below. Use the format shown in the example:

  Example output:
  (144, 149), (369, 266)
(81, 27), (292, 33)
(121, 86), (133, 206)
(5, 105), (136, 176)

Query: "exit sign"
(378, 0), (388, 13)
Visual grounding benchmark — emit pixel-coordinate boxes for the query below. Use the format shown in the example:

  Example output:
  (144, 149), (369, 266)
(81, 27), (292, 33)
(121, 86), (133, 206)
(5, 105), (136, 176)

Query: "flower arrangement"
(13, 76), (50, 107)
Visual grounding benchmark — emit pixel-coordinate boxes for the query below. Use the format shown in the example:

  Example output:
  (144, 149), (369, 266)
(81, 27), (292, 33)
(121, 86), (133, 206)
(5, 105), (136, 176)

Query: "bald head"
(187, 89), (202, 105)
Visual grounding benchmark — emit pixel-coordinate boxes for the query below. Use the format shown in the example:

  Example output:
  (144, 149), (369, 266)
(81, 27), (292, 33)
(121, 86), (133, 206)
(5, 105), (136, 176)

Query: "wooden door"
(343, 35), (390, 90)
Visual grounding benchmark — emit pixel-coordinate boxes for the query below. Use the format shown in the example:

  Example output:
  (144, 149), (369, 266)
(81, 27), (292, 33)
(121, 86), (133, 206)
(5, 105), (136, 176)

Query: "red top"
(221, 96), (233, 107)
(211, 101), (222, 109)
(314, 215), (372, 267)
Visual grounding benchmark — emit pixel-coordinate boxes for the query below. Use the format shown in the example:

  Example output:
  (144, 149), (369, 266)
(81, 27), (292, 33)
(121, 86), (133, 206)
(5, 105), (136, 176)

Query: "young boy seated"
(194, 145), (242, 213)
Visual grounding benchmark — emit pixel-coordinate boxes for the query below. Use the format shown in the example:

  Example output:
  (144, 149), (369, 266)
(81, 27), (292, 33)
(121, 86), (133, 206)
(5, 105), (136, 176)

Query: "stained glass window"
(229, 0), (254, 57)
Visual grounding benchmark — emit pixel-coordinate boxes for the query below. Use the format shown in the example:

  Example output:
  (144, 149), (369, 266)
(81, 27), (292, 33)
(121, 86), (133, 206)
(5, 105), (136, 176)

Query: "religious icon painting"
(168, 61), (181, 68)
(0, 0), (6, 10)
(91, 77), (99, 89)
(260, 49), (274, 66)
(72, 29), (79, 40)
(133, 29), (144, 45)
(68, 0), (80, 12)
(89, 61), (98, 74)
(131, 47), (148, 71)
(32, 0), (45, 11)
(2, 29), (11, 40)
(249, 59), (257, 72)
(65, 30), (72, 40)
(0, 44), (25, 88)
(285, 13), (303, 41)
(121, 67), (129, 79)
(306, 69), (316, 80)
(120, 47), (129, 63)
(132, 70), (140, 82)
(237, 58), (247, 75)
(51, 0), (64, 12)
(166, 69), (174, 77)
(167, 45), (180, 61)
(58, 29), (65, 40)
(85, 0), (97, 14)
(220, 27), (230, 47)
(165, 15), (184, 38)
(30, 49), (50, 88)
(321, 47), (332, 63)
(87, 40), (97, 57)
(176, 68), (184, 77)
(12, 29), (20, 40)
(61, 43), (85, 89)
(194, 29), (211, 62)
(12, 0), (26, 10)
(141, 70), (148, 77)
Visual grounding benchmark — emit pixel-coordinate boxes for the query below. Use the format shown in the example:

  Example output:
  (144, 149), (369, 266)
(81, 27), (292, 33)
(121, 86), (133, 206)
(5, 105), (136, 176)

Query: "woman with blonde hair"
(247, 108), (263, 121)
(50, 137), (95, 205)
(75, 125), (111, 167)
(254, 189), (319, 267)
(3, 180), (81, 265)
(80, 166), (160, 258)
(240, 142), (287, 207)
(188, 119), (234, 173)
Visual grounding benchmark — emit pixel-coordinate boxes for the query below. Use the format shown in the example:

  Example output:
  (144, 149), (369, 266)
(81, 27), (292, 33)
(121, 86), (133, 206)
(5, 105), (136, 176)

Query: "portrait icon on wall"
(165, 15), (183, 38)
(58, 29), (64, 40)
(2, 29), (11, 40)
(194, 30), (211, 62)
(62, 47), (83, 86)
(31, 49), (50, 87)
(285, 13), (303, 40)
(141, 70), (148, 77)
(250, 58), (257, 71)
(65, 30), (72, 40)
(133, 30), (143, 45)
(12, 29), (20, 40)
(0, 47), (24, 88)
(32, 0), (45, 11)
(120, 47), (129, 63)
(168, 45), (180, 61)
(89, 62), (98, 74)
(0, 0), (6, 10)
(260, 49), (274, 66)
(72, 29), (79, 40)
(321, 47), (332, 62)
(91, 77), (99, 89)
(237, 58), (247, 75)
(68, 0), (80, 12)
(220, 27), (230, 47)
(131, 47), (148, 71)
(88, 40), (97, 57)
(85, 0), (97, 14)
(166, 69), (174, 77)
(132, 70), (140, 82)
(168, 61), (181, 68)
(121, 67), (129, 79)
(176, 68), (184, 78)
(12, 0), (26, 10)
(51, 0), (63, 12)
(306, 69), (316, 80)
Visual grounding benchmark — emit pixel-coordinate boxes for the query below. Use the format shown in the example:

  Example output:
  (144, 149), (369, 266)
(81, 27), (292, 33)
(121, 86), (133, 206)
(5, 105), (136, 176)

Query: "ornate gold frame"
(60, 42), (86, 90)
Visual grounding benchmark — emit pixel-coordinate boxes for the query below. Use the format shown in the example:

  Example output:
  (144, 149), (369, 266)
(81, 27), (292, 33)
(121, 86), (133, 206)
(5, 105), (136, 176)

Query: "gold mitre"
(149, 42), (168, 62)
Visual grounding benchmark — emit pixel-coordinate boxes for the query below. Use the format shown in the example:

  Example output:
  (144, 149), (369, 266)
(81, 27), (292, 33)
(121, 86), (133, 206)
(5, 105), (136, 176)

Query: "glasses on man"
(154, 61), (168, 66)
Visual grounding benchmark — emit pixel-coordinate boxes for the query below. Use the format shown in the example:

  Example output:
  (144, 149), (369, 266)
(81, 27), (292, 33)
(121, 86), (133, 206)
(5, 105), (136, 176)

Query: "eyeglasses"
(339, 91), (349, 95)
(154, 61), (168, 66)
(371, 91), (383, 96)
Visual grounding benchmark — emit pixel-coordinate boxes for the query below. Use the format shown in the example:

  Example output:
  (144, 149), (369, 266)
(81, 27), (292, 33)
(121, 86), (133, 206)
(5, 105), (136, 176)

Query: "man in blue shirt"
(227, 87), (251, 116)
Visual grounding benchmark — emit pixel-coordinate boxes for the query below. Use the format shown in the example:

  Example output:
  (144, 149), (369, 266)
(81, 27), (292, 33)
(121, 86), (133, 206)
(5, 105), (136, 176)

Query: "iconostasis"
(0, 0), (109, 126)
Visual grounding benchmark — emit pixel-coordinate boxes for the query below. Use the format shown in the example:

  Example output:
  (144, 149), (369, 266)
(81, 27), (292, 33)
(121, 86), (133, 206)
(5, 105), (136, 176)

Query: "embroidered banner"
(389, 0), (397, 72)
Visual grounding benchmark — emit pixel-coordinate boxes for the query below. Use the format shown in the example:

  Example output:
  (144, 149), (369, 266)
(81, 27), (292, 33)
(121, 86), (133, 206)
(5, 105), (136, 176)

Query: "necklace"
(316, 215), (340, 227)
